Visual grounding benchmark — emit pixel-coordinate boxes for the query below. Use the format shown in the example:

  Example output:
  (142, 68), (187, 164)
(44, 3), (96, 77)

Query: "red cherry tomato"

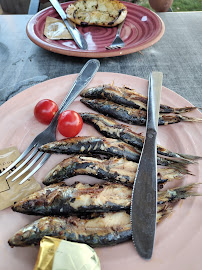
(58, 110), (83, 137)
(34, 99), (58, 125)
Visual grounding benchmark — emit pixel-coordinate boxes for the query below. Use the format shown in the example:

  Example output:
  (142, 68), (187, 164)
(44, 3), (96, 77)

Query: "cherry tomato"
(34, 99), (58, 125)
(58, 110), (83, 137)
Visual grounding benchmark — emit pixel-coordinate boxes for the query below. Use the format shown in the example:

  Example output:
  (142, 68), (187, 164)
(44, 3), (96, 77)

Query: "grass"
(136, 0), (202, 12)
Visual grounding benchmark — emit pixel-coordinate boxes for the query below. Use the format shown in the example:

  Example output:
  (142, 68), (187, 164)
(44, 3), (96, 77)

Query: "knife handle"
(49, 59), (100, 128)
(49, 0), (88, 50)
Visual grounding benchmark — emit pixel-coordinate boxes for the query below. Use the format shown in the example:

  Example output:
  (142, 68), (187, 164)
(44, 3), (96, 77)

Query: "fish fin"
(158, 183), (202, 204)
(173, 183), (202, 199)
(157, 203), (173, 222)
(179, 115), (202, 122)
(173, 107), (197, 114)
(177, 153), (202, 161)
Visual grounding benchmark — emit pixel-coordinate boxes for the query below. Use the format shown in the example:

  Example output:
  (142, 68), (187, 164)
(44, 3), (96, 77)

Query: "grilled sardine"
(8, 208), (169, 247)
(81, 85), (198, 113)
(42, 155), (189, 186)
(12, 182), (199, 216)
(39, 136), (191, 167)
(80, 98), (202, 125)
(80, 112), (201, 161)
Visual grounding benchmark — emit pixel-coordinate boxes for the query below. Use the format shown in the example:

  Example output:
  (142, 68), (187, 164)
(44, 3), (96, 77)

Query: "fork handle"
(48, 59), (100, 130)
(116, 20), (125, 37)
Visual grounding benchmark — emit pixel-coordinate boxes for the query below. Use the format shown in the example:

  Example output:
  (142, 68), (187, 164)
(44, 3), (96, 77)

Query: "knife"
(49, 0), (88, 50)
(130, 72), (163, 259)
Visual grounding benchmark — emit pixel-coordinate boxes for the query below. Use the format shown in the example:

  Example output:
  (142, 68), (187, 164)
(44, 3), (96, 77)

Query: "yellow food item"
(34, 236), (101, 270)
(66, 0), (127, 27)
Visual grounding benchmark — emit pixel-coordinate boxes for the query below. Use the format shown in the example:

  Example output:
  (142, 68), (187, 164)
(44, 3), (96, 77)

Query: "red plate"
(26, 2), (165, 58)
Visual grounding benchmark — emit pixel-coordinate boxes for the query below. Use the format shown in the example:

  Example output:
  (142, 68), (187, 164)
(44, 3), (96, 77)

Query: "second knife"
(49, 0), (88, 50)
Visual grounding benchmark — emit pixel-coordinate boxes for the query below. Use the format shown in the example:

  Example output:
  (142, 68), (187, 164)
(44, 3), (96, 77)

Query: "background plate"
(26, 2), (165, 58)
(0, 73), (201, 270)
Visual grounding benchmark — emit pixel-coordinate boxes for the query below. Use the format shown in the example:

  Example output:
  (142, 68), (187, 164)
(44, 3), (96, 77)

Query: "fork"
(105, 20), (125, 50)
(0, 59), (100, 185)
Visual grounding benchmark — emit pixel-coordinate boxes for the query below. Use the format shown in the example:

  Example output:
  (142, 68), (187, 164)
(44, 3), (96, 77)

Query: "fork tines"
(105, 45), (123, 50)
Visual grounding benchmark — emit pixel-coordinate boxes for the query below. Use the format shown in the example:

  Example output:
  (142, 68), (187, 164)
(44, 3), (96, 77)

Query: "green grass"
(137, 0), (202, 12)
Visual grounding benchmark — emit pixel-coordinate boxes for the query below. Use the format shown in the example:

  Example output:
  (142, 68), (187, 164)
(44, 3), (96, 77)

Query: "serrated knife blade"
(130, 71), (163, 259)
(49, 0), (88, 50)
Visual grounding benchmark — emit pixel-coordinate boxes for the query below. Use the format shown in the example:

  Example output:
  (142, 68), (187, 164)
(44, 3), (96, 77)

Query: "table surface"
(0, 12), (201, 108)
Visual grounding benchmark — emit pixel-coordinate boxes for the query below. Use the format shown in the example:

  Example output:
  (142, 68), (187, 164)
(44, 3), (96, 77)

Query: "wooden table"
(0, 12), (201, 107)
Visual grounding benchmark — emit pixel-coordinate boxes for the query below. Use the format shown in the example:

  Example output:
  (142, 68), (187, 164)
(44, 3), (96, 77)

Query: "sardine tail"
(179, 115), (202, 122)
(173, 107), (197, 114)
(177, 153), (202, 161)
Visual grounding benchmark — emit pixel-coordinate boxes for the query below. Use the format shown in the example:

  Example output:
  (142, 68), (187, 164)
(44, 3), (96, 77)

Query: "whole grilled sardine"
(8, 208), (169, 247)
(80, 112), (201, 161)
(39, 136), (191, 167)
(81, 85), (198, 114)
(12, 182), (199, 216)
(80, 98), (202, 125)
(43, 155), (189, 186)
(39, 136), (141, 162)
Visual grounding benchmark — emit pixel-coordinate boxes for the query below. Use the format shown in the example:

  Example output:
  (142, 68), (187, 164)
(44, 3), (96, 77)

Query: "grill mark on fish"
(81, 85), (198, 114)
(42, 155), (189, 186)
(12, 182), (131, 215)
(39, 136), (141, 162)
(39, 136), (191, 167)
(80, 112), (201, 161)
(80, 98), (202, 126)
(12, 182), (199, 216)
(8, 208), (170, 247)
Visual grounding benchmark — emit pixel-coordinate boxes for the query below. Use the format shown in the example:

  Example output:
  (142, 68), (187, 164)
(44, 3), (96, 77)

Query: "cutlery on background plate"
(106, 20), (125, 50)
(130, 71), (163, 259)
(0, 59), (100, 184)
(49, 0), (88, 50)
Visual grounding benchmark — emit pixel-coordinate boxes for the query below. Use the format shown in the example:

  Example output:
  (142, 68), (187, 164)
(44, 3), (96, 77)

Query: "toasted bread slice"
(66, 0), (127, 27)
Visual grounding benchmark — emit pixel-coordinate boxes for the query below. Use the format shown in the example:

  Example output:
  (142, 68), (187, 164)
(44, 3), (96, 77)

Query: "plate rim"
(1, 72), (201, 112)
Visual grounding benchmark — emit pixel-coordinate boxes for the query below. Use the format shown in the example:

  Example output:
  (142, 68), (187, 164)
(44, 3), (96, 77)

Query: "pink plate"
(26, 2), (165, 58)
(0, 73), (201, 270)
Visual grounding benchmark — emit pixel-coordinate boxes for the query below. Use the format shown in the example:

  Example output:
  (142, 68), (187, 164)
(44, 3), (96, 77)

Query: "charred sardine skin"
(80, 98), (201, 125)
(80, 98), (180, 126)
(8, 212), (132, 247)
(8, 208), (169, 247)
(12, 182), (198, 217)
(80, 98), (147, 125)
(39, 136), (190, 167)
(81, 85), (148, 110)
(43, 155), (139, 186)
(39, 136), (142, 162)
(80, 113), (201, 161)
(42, 155), (188, 186)
(80, 112), (144, 149)
(81, 85), (197, 114)
(12, 182), (132, 215)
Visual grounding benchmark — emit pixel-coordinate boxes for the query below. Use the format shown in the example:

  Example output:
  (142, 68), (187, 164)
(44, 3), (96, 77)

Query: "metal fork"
(105, 20), (125, 50)
(0, 59), (100, 185)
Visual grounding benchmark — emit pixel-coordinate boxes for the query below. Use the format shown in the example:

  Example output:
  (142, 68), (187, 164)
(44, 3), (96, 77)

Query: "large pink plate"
(26, 2), (165, 58)
(0, 73), (201, 270)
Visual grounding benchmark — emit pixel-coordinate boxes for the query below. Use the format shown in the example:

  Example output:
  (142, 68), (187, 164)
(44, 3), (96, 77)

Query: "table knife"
(130, 71), (163, 259)
(49, 0), (88, 50)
